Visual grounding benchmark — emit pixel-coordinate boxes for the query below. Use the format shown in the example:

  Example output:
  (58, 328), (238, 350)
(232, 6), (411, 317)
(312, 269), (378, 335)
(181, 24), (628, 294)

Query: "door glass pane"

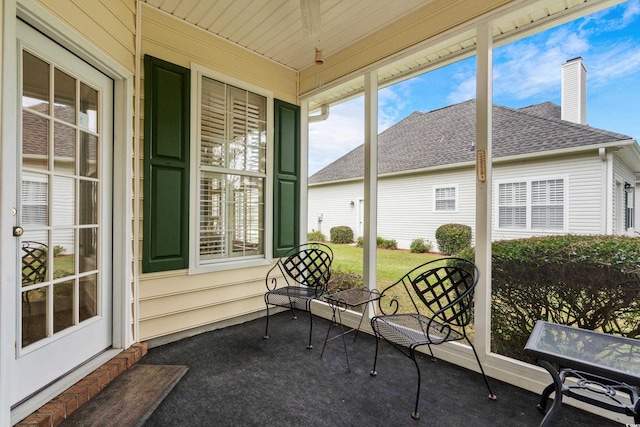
(79, 274), (98, 322)
(54, 68), (76, 124)
(53, 229), (75, 278)
(79, 132), (98, 177)
(22, 287), (48, 347)
(80, 83), (98, 132)
(21, 237), (48, 286)
(79, 180), (97, 225)
(53, 280), (74, 333)
(22, 111), (49, 171)
(54, 122), (76, 173)
(53, 176), (75, 226)
(79, 228), (97, 273)
(21, 174), (49, 226)
(22, 51), (49, 113)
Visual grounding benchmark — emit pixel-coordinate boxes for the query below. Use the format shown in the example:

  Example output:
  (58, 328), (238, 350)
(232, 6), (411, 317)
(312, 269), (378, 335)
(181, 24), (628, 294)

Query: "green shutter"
(273, 99), (301, 257)
(143, 55), (190, 272)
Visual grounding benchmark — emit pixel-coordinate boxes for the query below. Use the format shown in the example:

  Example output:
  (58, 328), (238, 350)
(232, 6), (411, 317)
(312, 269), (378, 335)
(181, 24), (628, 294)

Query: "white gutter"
(308, 104), (329, 122)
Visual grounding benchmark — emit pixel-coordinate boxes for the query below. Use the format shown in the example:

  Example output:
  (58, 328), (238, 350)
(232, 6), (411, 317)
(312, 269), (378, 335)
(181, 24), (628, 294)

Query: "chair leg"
(466, 337), (497, 400)
(537, 382), (556, 413)
(410, 348), (421, 420)
(306, 306), (313, 349)
(263, 300), (270, 339)
(370, 334), (380, 377)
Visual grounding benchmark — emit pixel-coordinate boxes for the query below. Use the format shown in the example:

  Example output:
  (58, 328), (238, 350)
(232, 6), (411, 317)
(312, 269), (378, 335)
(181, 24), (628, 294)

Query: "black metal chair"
(263, 243), (333, 349)
(370, 257), (496, 420)
(21, 241), (48, 330)
(22, 241), (47, 285)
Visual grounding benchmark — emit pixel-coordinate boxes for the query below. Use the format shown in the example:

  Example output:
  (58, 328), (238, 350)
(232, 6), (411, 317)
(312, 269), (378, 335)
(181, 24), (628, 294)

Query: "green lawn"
(326, 243), (441, 289)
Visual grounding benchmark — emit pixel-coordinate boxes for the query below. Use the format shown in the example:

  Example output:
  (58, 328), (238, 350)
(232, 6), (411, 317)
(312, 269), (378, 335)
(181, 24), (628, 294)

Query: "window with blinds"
(498, 182), (526, 228)
(498, 179), (565, 230)
(22, 177), (48, 225)
(531, 179), (564, 230)
(435, 186), (456, 211)
(198, 76), (266, 262)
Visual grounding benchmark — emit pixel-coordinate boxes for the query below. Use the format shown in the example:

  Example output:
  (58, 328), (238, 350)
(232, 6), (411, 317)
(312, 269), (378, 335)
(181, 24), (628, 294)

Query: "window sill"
(188, 257), (271, 275)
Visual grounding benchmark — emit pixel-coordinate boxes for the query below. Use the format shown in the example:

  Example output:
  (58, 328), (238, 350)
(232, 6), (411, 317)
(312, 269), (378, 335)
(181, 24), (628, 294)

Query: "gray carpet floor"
(140, 312), (620, 427)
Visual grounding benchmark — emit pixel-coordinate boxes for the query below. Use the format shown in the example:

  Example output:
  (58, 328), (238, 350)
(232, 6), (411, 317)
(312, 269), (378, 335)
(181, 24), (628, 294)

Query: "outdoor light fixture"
(624, 182), (634, 193)
(314, 47), (324, 65)
(350, 200), (355, 207)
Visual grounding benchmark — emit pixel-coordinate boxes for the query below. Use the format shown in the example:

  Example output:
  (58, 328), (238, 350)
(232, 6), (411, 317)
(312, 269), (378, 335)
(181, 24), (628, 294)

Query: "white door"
(11, 22), (113, 405)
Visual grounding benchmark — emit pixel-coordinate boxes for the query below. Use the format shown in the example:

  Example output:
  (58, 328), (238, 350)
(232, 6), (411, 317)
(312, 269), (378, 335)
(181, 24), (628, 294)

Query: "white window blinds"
(198, 76), (266, 262)
(435, 186), (456, 211)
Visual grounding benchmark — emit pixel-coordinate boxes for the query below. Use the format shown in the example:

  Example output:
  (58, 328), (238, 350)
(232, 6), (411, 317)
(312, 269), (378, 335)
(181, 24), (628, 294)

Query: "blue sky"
(309, 0), (640, 176)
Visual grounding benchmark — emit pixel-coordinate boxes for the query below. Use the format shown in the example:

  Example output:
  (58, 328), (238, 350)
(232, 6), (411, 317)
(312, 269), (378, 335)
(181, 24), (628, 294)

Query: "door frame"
(1, 0), (133, 424)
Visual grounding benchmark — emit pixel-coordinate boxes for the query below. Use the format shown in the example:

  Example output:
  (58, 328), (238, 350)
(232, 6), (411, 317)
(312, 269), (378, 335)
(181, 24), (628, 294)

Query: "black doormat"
(60, 364), (188, 427)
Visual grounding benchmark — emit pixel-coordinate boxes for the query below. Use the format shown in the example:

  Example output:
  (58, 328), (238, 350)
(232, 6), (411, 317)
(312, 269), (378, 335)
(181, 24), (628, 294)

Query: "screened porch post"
(474, 20), (493, 363)
(300, 99), (309, 245)
(363, 70), (378, 296)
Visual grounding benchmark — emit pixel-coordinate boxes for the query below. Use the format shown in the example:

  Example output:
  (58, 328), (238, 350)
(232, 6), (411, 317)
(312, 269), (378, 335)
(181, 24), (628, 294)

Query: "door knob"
(13, 226), (24, 237)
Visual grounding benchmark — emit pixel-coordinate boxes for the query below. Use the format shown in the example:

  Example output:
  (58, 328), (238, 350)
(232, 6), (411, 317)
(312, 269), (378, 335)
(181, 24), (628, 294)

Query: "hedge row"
(458, 235), (640, 361)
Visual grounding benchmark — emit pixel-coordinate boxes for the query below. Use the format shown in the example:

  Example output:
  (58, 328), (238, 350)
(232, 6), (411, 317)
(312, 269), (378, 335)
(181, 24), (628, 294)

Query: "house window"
(434, 186), (456, 211)
(498, 182), (526, 228)
(531, 179), (564, 230)
(196, 72), (268, 265)
(22, 178), (48, 225)
(498, 178), (565, 230)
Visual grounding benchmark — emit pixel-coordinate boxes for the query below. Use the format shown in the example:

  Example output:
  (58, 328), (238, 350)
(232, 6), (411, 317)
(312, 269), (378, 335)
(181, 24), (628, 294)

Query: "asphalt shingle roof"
(309, 100), (633, 184)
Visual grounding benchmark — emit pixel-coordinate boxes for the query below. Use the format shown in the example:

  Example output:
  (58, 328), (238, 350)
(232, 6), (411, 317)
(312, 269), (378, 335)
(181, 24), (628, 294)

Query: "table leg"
(537, 360), (564, 427)
(320, 305), (338, 358)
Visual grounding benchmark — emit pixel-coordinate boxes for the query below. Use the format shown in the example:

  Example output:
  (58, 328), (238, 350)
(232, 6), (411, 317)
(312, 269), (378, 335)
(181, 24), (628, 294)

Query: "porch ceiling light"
(314, 47), (324, 65)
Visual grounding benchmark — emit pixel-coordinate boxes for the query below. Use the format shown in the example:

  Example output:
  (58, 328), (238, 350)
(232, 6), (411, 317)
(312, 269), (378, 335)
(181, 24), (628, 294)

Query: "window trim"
(188, 63), (273, 274)
(495, 175), (568, 232)
(433, 184), (458, 213)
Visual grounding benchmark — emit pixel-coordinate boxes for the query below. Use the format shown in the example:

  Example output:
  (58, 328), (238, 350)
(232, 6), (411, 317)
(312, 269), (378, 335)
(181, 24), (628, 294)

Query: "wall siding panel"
(37, 0), (136, 71)
(308, 151), (618, 251)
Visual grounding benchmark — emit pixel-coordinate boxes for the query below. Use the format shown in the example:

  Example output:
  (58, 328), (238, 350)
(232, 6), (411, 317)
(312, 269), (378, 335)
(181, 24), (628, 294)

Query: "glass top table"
(524, 320), (640, 426)
(320, 287), (380, 372)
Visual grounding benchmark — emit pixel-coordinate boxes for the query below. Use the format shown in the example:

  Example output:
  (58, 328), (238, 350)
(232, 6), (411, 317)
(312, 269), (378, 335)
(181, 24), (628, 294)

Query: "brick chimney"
(561, 57), (587, 124)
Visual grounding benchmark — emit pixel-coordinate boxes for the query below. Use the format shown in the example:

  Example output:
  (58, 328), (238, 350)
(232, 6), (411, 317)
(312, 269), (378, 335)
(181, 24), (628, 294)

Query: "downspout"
(600, 147), (614, 234)
(308, 104), (329, 123)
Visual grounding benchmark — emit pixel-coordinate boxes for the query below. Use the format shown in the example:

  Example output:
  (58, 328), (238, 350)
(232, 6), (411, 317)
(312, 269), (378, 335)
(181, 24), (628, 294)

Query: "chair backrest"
(378, 257), (478, 328)
(279, 243), (333, 290)
(22, 241), (48, 285)
(410, 258), (478, 328)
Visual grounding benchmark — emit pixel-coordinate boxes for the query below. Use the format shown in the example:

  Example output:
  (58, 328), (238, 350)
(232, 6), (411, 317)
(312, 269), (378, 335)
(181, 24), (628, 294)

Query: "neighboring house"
(308, 59), (640, 250)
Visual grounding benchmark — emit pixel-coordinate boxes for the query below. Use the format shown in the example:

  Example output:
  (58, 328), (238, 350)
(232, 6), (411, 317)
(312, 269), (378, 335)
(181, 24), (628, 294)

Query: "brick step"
(16, 343), (148, 427)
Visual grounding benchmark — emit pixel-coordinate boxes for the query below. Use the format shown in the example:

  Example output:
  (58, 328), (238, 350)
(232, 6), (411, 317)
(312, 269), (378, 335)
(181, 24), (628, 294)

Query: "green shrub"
(410, 238), (433, 253)
(435, 223), (472, 255)
(377, 237), (398, 250)
(330, 226), (354, 244)
(53, 245), (66, 257)
(307, 230), (326, 242)
(356, 236), (364, 247)
(462, 235), (640, 362)
(327, 268), (364, 293)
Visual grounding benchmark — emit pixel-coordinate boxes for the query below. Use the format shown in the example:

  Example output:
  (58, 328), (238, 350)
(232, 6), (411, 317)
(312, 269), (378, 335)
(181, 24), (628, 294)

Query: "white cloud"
(308, 98), (364, 175)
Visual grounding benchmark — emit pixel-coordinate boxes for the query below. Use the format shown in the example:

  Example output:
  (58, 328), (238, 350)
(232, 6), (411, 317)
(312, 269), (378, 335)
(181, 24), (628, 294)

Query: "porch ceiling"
(141, 0), (432, 71)
(142, 0), (617, 108)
